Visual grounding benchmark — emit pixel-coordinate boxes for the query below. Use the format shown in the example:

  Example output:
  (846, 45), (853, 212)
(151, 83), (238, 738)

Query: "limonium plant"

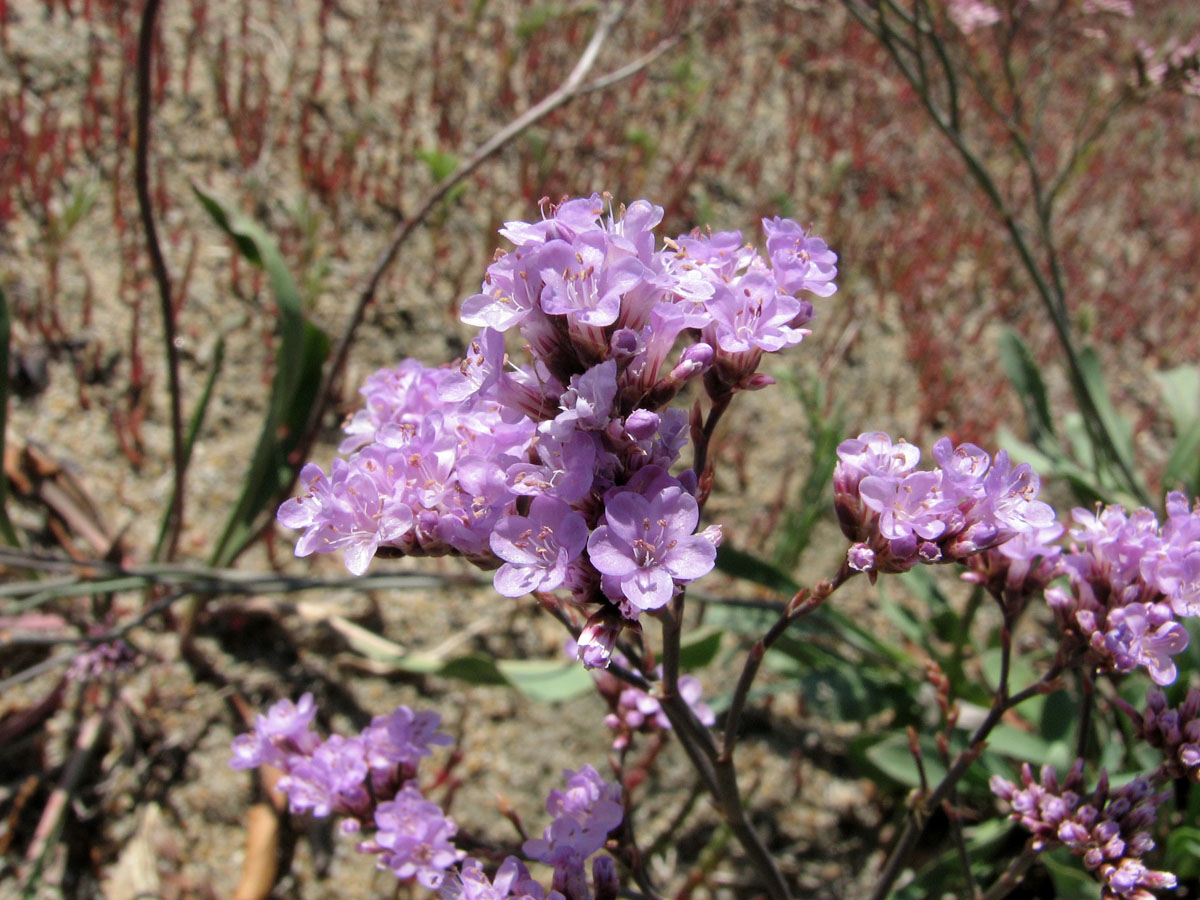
(247, 194), (1200, 900)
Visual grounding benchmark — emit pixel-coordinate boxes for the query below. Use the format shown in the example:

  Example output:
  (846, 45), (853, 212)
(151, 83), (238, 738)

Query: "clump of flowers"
(278, 194), (837, 666)
(1046, 493), (1200, 685)
(832, 432), (1056, 577)
(991, 762), (1177, 900)
(521, 764), (624, 900)
(230, 695), (460, 887)
(66, 636), (140, 682)
(231, 698), (623, 897)
(1116, 687), (1200, 783)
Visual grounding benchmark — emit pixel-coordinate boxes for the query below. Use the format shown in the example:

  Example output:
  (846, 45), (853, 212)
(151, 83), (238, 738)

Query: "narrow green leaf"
(998, 328), (1056, 449)
(770, 372), (844, 569)
(1153, 365), (1200, 435)
(1041, 848), (1099, 900)
(495, 658), (594, 702)
(983, 724), (1054, 763)
(714, 545), (914, 667)
(152, 334), (225, 561)
(715, 544), (800, 594)
(193, 187), (331, 566)
(1166, 827), (1200, 880)
(328, 615), (593, 701)
(1077, 345), (1146, 500)
(1155, 366), (1200, 494)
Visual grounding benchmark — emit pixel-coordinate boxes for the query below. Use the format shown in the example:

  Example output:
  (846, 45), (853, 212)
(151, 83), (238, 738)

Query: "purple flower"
(833, 432), (1055, 575)
(992, 763), (1176, 899)
(491, 497), (590, 598)
(524, 765), (623, 898)
(587, 474), (720, 612)
(548, 360), (618, 439)
(230, 693), (319, 770)
(589, 658), (715, 750)
(279, 734), (369, 817)
(761, 216), (838, 297)
(362, 707), (453, 780)
(442, 857), (547, 900)
(705, 269), (807, 355)
(538, 235), (645, 328)
(372, 785), (464, 889)
(1122, 687), (1200, 782)
(460, 244), (544, 332)
(859, 470), (950, 543)
(1091, 602), (1190, 686)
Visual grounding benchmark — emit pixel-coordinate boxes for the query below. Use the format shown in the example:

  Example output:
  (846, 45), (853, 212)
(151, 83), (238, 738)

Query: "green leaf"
(495, 658), (594, 702)
(1153, 365), (1200, 435)
(860, 731), (947, 788)
(152, 334), (226, 561)
(193, 187), (331, 566)
(416, 148), (466, 205)
(1166, 827), (1200, 879)
(1077, 345), (1147, 502)
(679, 627), (724, 670)
(1041, 848), (1098, 900)
(892, 819), (1013, 900)
(1155, 366), (1200, 494)
(713, 544), (915, 668)
(326, 614), (593, 701)
(769, 371), (844, 569)
(983, 723), (1055, 764)
(715, 544), (800, 595)
(998, 328), (1056, 450)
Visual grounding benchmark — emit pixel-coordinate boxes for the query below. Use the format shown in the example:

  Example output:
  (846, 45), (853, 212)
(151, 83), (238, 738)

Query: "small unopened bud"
(671, 341), (714, 378)
(742, 373), (776, 391)
(848, 543), (875, 572)
(624, 409), (660, 441)
(578, 612), (622, 669)
(592, 855), (620, 900)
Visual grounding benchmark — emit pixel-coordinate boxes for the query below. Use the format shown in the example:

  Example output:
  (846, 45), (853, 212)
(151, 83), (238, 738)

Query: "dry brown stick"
(18, 709), (109, 889)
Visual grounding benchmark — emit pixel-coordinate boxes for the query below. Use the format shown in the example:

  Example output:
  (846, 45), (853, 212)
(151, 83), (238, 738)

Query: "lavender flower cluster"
(833, 432), (1057, 576)
(1118, 687), (1200, 784)
(279, 194), (837, 666)
(229, 694), (460, 887)
(991, 762), (1177, 900)
(229, 698), (623, 899)
(230, 696), (624, 896)
(1047, 493), (1200, 685)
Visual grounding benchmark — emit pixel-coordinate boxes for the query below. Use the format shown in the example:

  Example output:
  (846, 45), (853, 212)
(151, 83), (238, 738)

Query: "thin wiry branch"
(134, 0), (187, 561)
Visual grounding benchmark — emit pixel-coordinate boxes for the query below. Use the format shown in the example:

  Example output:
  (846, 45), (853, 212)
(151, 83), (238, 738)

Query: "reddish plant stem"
(658, 601), (793, 900)
(721, 562), (856, 761)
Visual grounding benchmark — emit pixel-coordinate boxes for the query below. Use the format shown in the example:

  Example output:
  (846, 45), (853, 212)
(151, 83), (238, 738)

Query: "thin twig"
(134, 0), (186, 561)
(976, 842), (1038, 900)
(18, 703), (110, 890)
(865, 660), (1066, 900)
(721, 564), (854, 760)
(657, 601), (793, 900)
